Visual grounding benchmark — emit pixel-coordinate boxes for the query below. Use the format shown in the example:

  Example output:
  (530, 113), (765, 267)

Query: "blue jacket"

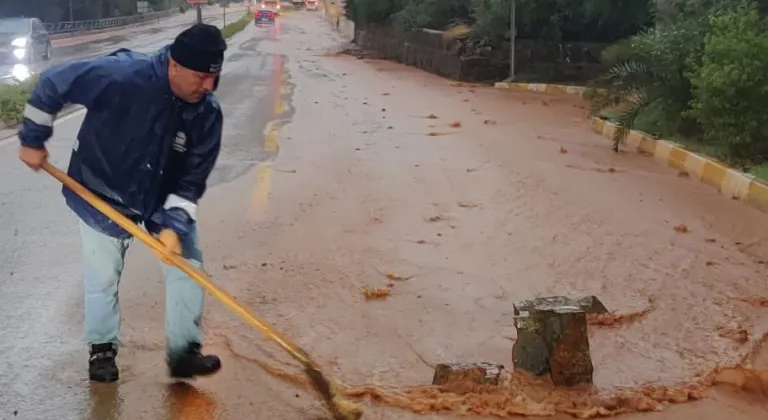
(18, 46), (223, 239)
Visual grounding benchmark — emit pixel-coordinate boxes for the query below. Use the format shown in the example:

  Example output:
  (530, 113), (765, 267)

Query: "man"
(17, 23), (227, 383)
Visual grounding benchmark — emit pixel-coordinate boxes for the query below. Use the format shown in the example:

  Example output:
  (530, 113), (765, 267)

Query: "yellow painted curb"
(493, 82), (587, 98)
(495, 82), (768, 214)
(591, 118), (768, 212)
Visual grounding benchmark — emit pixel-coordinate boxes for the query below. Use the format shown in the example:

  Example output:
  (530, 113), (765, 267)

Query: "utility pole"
(69, 0), (74, 21)
(196, 4), (202, 23)
(222, 0), (226, 26)
(508, 0), (516, 81)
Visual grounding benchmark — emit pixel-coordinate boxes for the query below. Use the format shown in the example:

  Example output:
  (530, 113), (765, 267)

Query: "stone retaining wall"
(353, 23), (607, 83)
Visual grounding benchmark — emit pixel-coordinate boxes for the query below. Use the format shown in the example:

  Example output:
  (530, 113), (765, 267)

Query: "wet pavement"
(3, 8), (768, 420)
(0, 6), (244, 84)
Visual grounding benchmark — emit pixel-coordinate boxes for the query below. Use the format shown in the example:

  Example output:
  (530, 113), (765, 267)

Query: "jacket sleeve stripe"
(23, 103), (55, 127)
(164, 194), (197, 220)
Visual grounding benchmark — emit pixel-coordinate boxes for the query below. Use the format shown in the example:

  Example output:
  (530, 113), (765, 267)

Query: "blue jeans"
(79, 220), (205, 358)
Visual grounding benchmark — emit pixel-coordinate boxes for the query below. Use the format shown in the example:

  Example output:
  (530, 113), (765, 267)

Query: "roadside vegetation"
(0, 77), (38, 127)
(345, 0), (768, 177)
(0, 12), (250, 126)
(221, 11), (252, 38)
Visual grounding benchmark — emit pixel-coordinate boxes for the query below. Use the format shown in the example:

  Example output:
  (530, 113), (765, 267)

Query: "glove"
(147, 207), (195, 263)
(148, 207), (195, 238)
(153, 228), (181, 264)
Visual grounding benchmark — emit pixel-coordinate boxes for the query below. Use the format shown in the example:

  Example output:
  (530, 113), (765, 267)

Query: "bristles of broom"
(305, 366), (363, 420)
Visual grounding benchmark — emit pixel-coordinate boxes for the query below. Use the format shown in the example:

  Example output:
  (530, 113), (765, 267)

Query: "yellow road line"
(249, 39), (287, 221)
(264, 121), (280, 152)
(250, 163), (273, 221)
(273, 98), (284, 116)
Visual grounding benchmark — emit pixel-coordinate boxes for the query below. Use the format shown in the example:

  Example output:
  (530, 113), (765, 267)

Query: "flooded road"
(2, 8), (768, 420)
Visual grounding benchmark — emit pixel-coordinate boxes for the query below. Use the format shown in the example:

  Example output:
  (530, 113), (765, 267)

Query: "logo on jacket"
(173, 131), (187, 153)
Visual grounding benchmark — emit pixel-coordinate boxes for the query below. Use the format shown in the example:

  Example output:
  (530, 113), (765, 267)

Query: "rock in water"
(514, 296), (608, 315)
(547, 309), (593, 386)
(512, 296), (607, 386)
(432, 362), (505, 386)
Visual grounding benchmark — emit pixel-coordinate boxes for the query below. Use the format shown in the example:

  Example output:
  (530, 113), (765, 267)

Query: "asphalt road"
(0, 9), (288, 420)
(0, 6), (248, 83)
(3, 7), (768, 420)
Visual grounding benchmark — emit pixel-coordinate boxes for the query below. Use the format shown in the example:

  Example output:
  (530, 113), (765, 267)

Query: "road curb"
(494, 82), (768, 214)
(494, 81), (587, 98)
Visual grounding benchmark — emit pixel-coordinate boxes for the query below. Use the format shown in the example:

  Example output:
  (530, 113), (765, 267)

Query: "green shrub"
(344, 0), (408, 24)
(687, 2), (768, 165)
(221, 13), (252, 39)
(588, 16), (707, 150)
(0, 76), (39, 125)
(392, 0), (471, 30)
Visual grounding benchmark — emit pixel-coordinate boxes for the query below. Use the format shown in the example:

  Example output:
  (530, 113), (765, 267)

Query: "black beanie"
(170, 23), (227, 74)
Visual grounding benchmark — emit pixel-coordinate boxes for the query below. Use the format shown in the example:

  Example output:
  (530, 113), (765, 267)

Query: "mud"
(2, 8), (768, 420)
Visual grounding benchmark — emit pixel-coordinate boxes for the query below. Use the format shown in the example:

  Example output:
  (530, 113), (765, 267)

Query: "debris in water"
(386, 272), (413, 281)
(730, 296), (768, 307)
(361, 286), (391, 300)
(449, 121), (461, 128)
(426, 132), (452, 137)
(483, 119), (496, 125)
(559, 146), (568, 154)
(426, 114), (438, 119)
(466, 161), (490, 173)
(275, 168), (297, 173)
(587, 299), (654, 327)
(433, 362), (505, 386)
(714, 365), (768, 396)
(458, 202), (478, 208)
(673, 224), (689, 233)
(716, 324), (749, 344)
(233, 348), (722, 419)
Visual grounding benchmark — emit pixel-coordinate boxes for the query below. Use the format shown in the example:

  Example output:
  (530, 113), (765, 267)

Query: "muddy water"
(2, 8), (768, 420)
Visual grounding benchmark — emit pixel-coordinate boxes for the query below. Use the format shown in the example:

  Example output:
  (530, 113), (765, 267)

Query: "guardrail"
(43, 9), (177, 35)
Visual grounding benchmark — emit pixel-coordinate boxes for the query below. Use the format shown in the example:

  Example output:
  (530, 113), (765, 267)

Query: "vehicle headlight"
(11, 64), (30, 82)
(13, 48), (26, 59)
(11, 37), (27, 48)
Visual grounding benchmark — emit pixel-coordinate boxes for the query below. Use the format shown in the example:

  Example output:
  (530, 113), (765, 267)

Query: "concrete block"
(432, 362), (505, 386)
(512, 296), (606, 386)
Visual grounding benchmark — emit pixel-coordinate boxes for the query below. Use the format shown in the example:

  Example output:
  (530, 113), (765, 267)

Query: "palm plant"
(588, 18), (705, 151)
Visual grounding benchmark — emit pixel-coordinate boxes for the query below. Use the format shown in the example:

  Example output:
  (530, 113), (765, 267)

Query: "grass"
(221, 12), (253, 39)
(0, 76), (39, 125)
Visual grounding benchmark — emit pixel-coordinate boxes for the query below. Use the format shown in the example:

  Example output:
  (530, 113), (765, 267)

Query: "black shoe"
(167, 343), (221, 379)
(89, 343), (119, 383)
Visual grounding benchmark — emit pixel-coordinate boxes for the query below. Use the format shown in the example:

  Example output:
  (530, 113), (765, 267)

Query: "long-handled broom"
(42, 161), (363, 420)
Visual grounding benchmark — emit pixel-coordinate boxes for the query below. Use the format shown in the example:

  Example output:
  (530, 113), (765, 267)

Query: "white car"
(305, 0), (318, 9)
